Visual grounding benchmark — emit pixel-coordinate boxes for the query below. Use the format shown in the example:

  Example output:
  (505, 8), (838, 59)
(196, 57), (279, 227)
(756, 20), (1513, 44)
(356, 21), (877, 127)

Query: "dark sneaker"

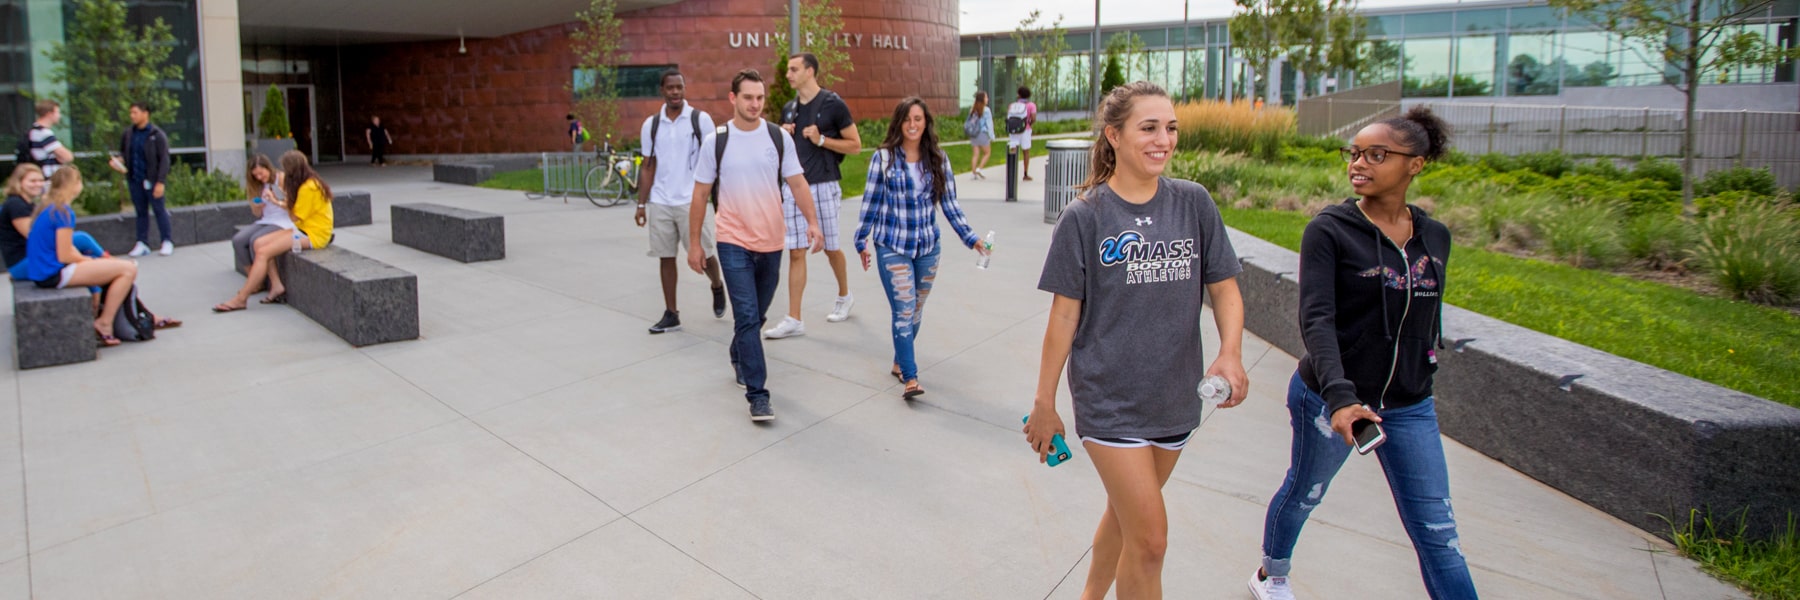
(712, 286), (726, 319)
(748, 398), (775, 422)
(649, 310), (681, 334)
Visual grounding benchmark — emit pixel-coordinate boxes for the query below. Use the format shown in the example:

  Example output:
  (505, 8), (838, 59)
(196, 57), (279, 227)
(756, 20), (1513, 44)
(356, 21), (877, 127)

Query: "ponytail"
(1075, 81), (1169, 197)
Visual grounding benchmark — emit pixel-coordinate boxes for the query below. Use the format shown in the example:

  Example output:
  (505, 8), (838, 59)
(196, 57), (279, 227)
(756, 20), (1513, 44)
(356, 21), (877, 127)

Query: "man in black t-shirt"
(764, 52), (863, 339)
(366, 116), (393, 166)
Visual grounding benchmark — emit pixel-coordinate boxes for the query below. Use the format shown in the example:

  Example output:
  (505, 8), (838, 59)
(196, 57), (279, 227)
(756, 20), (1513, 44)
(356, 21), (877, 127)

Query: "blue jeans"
(874, 244), (940, 381)
(129, 178), (172, 245)
(717, 242), (781, 403)
(1261, 371), (1478, 599)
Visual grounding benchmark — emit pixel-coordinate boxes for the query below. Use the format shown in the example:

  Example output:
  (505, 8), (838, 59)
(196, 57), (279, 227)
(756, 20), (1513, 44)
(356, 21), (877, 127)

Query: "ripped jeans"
(1261, 371), (1478, 599)
(874, 244), (939, 382)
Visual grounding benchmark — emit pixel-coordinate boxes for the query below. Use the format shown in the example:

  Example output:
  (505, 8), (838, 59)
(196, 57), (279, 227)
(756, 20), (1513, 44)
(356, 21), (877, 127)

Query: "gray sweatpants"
(233, 223), (289, 269)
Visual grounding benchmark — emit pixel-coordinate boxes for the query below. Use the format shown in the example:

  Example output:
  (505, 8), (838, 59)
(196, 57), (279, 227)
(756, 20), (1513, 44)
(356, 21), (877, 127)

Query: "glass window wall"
(1402, 38), (1452, 97)
(1507, 32), (1561, 95)
(1454, 35), (1498, 96)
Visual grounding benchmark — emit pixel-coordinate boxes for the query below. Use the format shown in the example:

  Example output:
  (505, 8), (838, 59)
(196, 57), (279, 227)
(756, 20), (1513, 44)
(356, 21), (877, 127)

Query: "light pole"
(1091, 0), (1102, 110)
(790, 0), (801, 54)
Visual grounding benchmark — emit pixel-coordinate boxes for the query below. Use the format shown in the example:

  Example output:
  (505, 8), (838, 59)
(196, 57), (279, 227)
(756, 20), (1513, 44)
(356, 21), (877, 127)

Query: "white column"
(197, 0), (247, 179)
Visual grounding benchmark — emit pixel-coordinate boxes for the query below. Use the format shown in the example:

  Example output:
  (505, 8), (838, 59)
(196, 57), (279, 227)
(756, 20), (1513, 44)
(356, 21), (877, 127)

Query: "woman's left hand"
(1205, 354), (1250, 408)
(975, 242), (992, 257)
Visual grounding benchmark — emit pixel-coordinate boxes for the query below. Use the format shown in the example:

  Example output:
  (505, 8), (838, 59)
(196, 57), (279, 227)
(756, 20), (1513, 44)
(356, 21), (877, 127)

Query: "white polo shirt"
(639, 101), (715, 206)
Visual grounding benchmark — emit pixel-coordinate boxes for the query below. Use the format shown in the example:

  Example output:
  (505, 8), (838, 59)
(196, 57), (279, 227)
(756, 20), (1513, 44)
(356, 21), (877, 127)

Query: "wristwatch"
(636, 204), (647, 208)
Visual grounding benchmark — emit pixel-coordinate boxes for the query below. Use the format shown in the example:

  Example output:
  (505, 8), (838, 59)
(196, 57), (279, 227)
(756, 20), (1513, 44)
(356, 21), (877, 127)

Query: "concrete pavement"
(0, 160), (1745, 598)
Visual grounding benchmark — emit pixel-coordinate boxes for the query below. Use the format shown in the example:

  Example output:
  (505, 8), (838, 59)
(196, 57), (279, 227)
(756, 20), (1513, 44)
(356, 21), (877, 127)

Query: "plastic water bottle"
(975, 230), (996, 269)
(292, 232), (305, 254)
(1198, 375), (1231, 426)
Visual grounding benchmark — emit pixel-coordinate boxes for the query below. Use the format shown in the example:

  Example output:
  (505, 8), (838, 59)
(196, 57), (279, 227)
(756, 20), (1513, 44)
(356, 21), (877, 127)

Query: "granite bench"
(276, 247), (418, 347)
(1223, 228), (1800, 540)
(12, 281), (97, 369)
(391, 203), (505, 263)
(78, 190), (375, 255)
(432, 155), (540, 186)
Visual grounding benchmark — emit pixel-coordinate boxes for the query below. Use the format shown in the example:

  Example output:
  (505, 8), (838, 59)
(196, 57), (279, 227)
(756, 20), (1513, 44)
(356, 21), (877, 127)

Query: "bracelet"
(636, 204), (647, 208)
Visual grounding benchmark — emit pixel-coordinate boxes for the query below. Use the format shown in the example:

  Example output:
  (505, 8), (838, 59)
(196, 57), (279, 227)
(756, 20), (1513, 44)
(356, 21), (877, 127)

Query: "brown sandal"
(902, 380), (924, 400)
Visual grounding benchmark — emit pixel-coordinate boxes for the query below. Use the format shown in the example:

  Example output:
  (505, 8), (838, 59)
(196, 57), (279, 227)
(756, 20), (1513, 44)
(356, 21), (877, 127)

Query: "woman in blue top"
(20, 167), (149, 346)
(967, 91), (995, 179)
(853, 96), (990, 399)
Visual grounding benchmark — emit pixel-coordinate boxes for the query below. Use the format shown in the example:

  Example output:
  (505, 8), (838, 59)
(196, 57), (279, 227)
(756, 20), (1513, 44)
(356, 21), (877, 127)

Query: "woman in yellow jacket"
(282, 150), (334, 253)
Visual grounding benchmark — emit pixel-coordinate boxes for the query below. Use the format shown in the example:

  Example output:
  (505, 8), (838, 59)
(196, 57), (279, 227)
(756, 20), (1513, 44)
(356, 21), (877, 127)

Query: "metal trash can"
(1043, 139), (1093, 224)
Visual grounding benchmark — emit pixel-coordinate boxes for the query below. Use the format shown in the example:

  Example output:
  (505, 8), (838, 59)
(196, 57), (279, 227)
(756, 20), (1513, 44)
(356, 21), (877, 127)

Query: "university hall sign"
(728, 31), (911, 50)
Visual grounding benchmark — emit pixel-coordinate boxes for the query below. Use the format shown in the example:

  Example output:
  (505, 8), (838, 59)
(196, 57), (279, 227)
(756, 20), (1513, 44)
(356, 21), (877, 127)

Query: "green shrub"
(1695, 189), (1790, 217)
(1542, 202), (1627, 268)
(1515, 151), (1574, 179)
(1279, 145), (1340, 168)
(1474, 193), (1553, 249)
(1286, 134), (1345, 152)
(1694, 203), (1800, 305)
(1489, 170), (1553, 191)
(1623, 211), (1696, 268)
(72, 178), (120, 216)
(1629, 157), (1683, 190)
(164, 163), (245, 207)
(1617, 185), (1683, 216)
(1477, 153), (1522, 173)
(1695, 167), (1779, 198)
(258, 85), (291, 139)
(1436, 149), (1473, 167)
(1573, 158), (1623, 179)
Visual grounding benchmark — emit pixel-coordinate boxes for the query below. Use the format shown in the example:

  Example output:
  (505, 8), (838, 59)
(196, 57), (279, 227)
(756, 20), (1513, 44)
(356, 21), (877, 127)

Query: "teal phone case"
(1023, 416), (1072, 467)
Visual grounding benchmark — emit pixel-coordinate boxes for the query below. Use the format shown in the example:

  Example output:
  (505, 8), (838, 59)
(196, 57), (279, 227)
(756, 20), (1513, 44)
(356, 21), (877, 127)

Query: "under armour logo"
(1135, 217), (1153, 226)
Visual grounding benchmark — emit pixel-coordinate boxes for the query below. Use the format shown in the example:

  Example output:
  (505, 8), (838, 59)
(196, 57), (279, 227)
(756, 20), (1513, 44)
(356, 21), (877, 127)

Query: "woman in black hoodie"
(1248, 107), (1478, 600)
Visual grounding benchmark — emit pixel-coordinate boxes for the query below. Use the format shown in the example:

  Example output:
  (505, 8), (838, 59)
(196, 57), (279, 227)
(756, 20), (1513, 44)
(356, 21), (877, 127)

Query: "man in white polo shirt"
(637, 68), (725, 334)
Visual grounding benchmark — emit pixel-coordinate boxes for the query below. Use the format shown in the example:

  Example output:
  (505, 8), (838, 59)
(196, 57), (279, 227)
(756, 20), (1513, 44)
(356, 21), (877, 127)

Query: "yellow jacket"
(290, 178), (334, 249)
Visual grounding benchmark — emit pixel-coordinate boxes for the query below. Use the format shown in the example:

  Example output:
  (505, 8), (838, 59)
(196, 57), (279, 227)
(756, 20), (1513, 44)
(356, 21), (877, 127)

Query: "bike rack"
(527, 152), (602, 202)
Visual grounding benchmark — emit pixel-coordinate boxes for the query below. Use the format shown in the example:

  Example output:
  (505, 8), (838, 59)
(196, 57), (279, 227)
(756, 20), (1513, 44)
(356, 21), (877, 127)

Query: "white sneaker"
(763, 316), (805, 339)
(1248, 568), (1295, 600)
(158, 240), (174, 256)
(127, 242), (151, 257)
(826, 293), (854, 322)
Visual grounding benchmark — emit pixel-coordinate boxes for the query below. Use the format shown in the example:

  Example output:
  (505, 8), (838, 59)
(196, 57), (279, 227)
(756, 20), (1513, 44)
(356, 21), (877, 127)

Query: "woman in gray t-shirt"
(1025, 82), (1250, 597)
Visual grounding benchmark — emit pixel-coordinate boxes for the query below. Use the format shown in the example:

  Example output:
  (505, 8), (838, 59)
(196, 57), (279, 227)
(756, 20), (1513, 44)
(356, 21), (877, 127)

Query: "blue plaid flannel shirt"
(853, 148), (980, 258)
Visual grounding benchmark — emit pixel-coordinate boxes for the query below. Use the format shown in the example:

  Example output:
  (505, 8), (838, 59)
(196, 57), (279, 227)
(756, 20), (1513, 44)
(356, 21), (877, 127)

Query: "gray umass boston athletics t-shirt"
(1037, 178), (1242, 439)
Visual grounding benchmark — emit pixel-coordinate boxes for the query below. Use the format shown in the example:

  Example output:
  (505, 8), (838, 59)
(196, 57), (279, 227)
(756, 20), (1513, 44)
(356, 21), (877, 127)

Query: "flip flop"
(260, 294), (287, 305)
(95, 332), (120, 347)
(211, 304), (244, 314)
(154, 317), (182, 329)
(902, 381), (925, 400)
(891, 366), (904, 383)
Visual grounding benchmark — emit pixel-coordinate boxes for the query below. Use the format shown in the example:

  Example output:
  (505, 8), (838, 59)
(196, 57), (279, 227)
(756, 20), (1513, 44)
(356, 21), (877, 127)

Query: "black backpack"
(647, 109), (703, 159)
(13, 137), (35, 167)
(112, 285), (156, 342)
(710, 121), (786, 208)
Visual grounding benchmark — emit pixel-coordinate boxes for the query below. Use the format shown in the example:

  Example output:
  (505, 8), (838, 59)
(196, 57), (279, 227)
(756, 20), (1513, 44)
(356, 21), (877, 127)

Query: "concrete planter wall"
(1224, 228), (1800, 539)
(432, 154), (542, 186)
(76, 191), (374, 255)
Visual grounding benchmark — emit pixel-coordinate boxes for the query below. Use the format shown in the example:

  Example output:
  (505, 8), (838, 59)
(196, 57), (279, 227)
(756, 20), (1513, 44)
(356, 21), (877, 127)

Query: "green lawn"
(1220, 207), (1800, 409)
(478, 142), (1017, 200)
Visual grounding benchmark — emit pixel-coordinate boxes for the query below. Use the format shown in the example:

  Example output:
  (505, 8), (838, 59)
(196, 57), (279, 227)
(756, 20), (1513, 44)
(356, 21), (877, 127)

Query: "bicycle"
(583, 134), (641, 208)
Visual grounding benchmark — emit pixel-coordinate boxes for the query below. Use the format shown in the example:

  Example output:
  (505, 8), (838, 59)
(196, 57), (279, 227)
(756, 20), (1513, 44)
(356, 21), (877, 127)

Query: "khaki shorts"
(646, 202), (716, 259)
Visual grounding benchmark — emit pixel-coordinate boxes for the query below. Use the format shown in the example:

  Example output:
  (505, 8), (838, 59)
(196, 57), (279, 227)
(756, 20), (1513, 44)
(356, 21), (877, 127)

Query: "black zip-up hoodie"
(1297, 199), (1451, 417)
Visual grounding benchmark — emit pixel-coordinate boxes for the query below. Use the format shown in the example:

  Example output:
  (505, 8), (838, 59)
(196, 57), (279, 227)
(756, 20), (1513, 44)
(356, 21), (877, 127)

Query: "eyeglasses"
(1340, 146), (1419, 165)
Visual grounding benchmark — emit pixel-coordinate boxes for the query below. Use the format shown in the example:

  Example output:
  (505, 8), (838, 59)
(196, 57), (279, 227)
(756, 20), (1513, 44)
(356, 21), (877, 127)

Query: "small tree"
(1229, 0), (1282, 102)
(1549, 0), (1800, 209)
(44, 0), (183, 149)
(258, 86), (291, 139)
(1010, 11), (1070, 108)
(569, 0), (629, 143)
(766, 0), (852, 122)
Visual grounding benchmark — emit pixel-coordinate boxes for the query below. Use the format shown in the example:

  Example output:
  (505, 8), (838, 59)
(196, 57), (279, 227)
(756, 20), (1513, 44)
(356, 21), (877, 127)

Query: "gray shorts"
(780, 180), (842, 251)
(646, 202), (716, 259)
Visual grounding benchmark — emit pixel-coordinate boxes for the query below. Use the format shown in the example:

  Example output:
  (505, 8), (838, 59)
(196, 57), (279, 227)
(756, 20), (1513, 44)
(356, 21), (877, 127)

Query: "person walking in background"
(366, 116), (393, 166)
(1248, 107), (1477, 600)
(1006, 86), (1038, 181)
(214, 154), (294, 312)
(637, 68), (725, 334)
(1023, 82), (1248, 600)
(766, 52), (861, 338)
(108, 102), (174, 257)
(689, 68), (822, 423)
(853, 97), (989, 399)
(27, 100), (75, 177)
(567, 114), (587, 152)
(965, 91), (995, 180)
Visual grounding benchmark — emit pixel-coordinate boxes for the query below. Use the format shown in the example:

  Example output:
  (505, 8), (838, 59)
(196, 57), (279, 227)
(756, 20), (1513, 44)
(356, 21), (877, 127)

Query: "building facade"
(2, 0), (959, 175)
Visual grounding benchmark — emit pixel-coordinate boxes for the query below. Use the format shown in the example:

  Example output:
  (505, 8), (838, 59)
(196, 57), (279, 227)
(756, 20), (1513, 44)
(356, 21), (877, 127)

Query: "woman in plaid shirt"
(854, 97), (992, 399)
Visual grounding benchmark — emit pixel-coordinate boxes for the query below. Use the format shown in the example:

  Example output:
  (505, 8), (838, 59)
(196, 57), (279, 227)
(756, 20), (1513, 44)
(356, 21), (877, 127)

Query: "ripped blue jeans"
(874, 244), (939, 382)
(1261, 371), (1478, 599)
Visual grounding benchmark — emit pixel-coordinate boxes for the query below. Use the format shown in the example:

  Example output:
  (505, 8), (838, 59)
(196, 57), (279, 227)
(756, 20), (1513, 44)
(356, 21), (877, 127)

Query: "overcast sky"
(959, 0), (1461, 35)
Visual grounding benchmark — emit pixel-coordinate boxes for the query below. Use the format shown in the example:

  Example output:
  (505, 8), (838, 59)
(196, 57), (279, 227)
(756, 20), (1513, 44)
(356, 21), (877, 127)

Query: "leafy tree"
(257, 86), (291, 139)
(569, 0), (629, 143)
(1101, 53), (1126, 95)
(1233, 0), (1367, 102)
(1010, 10), (1070, 109)
(44, 0), (183, 212)
(1229, 0), (1281, 102)
(1548, 0), (1800, 209)
(766, 0), (852, 122)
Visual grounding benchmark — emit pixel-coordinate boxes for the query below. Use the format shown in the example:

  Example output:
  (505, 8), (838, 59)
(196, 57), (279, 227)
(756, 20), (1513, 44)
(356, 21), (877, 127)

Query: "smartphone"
(1022, 416), (1072, 467)
(1352, 419), (1387, 455)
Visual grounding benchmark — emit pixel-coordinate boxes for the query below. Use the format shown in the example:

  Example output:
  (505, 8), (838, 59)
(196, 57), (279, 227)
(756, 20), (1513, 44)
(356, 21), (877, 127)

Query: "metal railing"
(529, 152), (602, 201)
